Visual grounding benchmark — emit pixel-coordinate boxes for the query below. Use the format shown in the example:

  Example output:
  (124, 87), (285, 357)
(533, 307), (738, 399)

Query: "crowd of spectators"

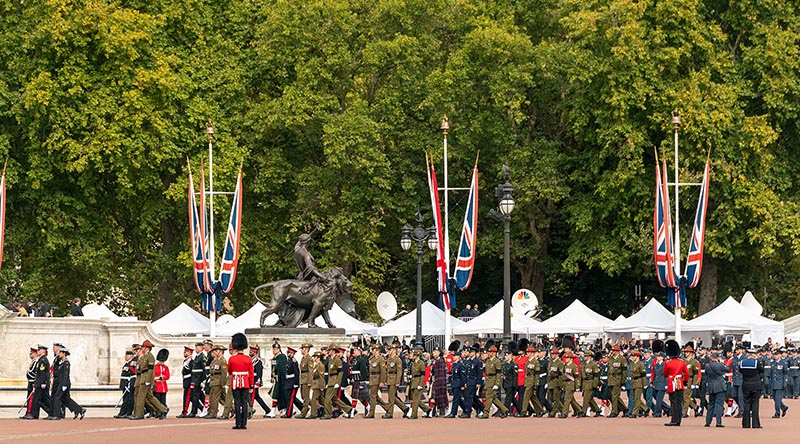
(2, 297), (84, 317)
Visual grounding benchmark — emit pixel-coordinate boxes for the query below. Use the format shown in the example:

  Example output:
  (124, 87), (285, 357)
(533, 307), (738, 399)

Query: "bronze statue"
(253, 234), (352, 328)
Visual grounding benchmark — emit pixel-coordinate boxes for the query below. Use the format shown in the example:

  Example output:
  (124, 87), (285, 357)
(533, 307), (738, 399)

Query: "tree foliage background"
(1, 0), (798, 322)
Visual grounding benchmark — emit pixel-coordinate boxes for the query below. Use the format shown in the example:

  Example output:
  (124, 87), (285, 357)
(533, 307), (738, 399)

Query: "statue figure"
(254, 234), (352, 329)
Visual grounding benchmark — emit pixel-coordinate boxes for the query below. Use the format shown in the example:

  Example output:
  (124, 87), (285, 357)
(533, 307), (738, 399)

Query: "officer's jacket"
(483, 357), (502, 388)
(467, 357), (484, 385)
(732, 353), (744, 385)
(326, 355), (344, 388)
(651, 360), (667, 389)
(607, 354), (628, 386)
(368, 354), (387, 386)
(561, 360), (579, 390)
(524, 358), (540, 387)
(410, 359), (426, 388)
(385, 355), (402, 385)
(191, 352), (205, 385)
(181, 356), (193, 389)
(704, 361), (728, 394)
(34, 356), (50, 388)
(299, 353), (313, 385)
(686, 358), (701, 386)
(547, 358), (564, 388)
(253, 357), (264, 386)
(209, 356), (227, 388)
(789, 356), (800, 377)
(581, 360), (600, 388)
(310, 361), (325, 390)
(286, 357), (300, 388)
(53, 357), (72, 389)
(451, 360), (466, 388)
(135, 352), (156, 386)
(771, 358), (787, 390)
(501, 359), (518, 387)
(629, 360), (646, 389)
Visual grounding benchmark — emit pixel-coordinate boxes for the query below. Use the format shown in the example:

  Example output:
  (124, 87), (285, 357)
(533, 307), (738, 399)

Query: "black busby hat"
(594, 351), (604, 361)
(484, 339), (496, 352)
(448, 340), (461, 353)
(652, 339), (664, 354)
(156, 348), (169, 362)
(723, 341), (734, 354)
(506, 341), (518, 355)
(231, 333), (248, 351)
(517, 338), (530, 355)
(665, 339), (680, 358)
(561, 335), (575, 350)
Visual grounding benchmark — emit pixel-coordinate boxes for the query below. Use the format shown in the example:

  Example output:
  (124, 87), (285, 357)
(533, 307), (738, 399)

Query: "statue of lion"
(253, 267), (352, 328)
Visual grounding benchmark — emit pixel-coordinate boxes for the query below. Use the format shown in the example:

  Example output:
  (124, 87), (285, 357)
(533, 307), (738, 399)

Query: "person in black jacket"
(115, 351), (136, 418)
(22, 345), (52, 419)
(249, 346), (272, 418)
(740, 348), (764, 428)
(703, 352), (729, 427)
(45, 347), (85, 420)
(70, 298), (84, 317)
(188, 342), (205, 417)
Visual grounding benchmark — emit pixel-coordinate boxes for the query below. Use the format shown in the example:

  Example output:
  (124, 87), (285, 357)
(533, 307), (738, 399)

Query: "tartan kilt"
(350, 381), (369, 401)
(432, 381), (449, 406)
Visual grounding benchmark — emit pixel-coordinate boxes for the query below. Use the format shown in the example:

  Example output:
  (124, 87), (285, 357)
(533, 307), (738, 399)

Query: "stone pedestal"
(243, 328), (351, 352)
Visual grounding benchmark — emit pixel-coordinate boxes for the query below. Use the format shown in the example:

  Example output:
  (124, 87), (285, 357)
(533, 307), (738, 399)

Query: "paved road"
(0, 398), (793, 444)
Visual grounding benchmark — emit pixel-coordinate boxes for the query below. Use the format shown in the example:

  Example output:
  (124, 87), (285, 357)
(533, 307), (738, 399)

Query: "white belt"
(233, 371), (248, 375)
(192, 369), (204, 373)
(539, 373), (546, 377)
(183, 374), (191, 379)
(351, 370), (361, 374)
(286, 374), (296, 378)
(600, 376), (608, 379)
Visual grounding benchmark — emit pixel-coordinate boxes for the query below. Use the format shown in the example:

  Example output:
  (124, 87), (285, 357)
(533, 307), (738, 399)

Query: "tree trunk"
(697, 256), (717, 315)
(153, 216), (179, 320)
(520, 259), (546, 307)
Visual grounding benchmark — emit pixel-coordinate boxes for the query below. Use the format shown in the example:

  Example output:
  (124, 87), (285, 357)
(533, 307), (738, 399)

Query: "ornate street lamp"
(489, 165), (514, 341)
(401, 212), (437, 346)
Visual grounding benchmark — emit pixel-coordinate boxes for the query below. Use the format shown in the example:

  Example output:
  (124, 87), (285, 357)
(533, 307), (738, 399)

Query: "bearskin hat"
(665, 339), (680, 358)
(652, 339), (664, 354)
(594, 350), (605, 362)
(506, 341), (518, 355)
(484, 339), (496, 352)
(231, 333), (248, 351)
(723, 341), (734, 354)
(448, 340), (461, 353)
(561, 335), (575, 350)
(156, 348), (169, 362)
(517, 338), (530, 355)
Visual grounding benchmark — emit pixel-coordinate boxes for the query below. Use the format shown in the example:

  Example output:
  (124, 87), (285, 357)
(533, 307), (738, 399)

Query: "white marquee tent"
(526, 299), (613, 335)
(453, 300), (539, 335)
(781, 313), (800, 335)
(150, 303), (211, 336)
(605, 298), (678, 333)
(81, 303), (122, 320)
(682, 296), (784, 345)
(377, 301), (463, 337)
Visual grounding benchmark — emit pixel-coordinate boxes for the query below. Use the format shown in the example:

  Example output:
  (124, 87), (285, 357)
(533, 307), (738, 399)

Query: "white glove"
(417, 386), (423, 390)
(62, 386), (67, 391)
(493, 386), (499, 390)
(544, 383), (548, 389)
(145, 382), (151, 386)
(334, 384), (339, 389)
(41, 384), (46, 389)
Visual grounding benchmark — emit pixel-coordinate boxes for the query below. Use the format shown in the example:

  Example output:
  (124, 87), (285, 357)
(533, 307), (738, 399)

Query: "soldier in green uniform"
(306, 351), (325, 419)
(131, 341), (167, 420)
(203, 345), (228, 418)
(629, 350), (647, 417)
(580, 350), (601, 417)
(297, 343), (313, 419)
(366, 343), (388, 418)
(683, 345), (701, 417)
(220, 344), (234, 419)
(560, 351), (581, 418)
(607, 345), (628, 417)
(322, 344), (353, 419)
(520, 346), (545, 417)
(480, 346), (508, 418)
(546, 349), (564, 417)
(382, 344), (409, 418)
(409, 349), (431, 418)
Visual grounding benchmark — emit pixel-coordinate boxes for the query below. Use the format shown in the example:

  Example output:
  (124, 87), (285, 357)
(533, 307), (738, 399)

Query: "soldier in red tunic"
(228, 333), (254, 430)
(663, 340), (689, 426)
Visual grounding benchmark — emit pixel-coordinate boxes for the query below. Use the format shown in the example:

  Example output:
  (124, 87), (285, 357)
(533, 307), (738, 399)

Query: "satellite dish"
(339, 299), (356, 315)
(377, 291), (398, 321)
(740, 290), (763, 316)
(512, 289), (539, 315)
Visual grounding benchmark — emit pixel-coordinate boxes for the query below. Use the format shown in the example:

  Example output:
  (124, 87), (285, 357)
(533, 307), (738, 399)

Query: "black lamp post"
(489, 165), (515, 342)
(401, 212), (438, 346)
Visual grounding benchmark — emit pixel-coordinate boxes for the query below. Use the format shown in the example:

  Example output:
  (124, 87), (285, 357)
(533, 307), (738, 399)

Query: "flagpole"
(207, 122), (216, 338)
(441, 116), (451, 348)
(672, 111), (682, 345)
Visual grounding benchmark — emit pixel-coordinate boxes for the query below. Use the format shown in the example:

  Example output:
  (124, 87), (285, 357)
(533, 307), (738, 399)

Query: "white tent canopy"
(526, 299), (613, 335)
(377, 301), (463, 337)
(614, 315), (626, 322)
(81, 303), (121, 320)
(150, 303), (210, 336)
(783, 313), (800, 335)
(739, 291), (764, 316)
(216, 302), (378, 336)
(453, 300), (539, 335)
(605, 298), (677, 333)
(683, 296), (784, 346)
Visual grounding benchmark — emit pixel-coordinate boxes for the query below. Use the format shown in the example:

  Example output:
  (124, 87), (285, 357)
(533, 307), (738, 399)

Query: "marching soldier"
(349, 345), (370, 417)
(202, 339), (213, 411)
(580, 350), (601, 417)
(322, 344), (353, 419)
(45, 347), (85, 420)
(307, 351), (325, 419)
(546, 349), (564, 417)
(22, 345), (51, 420)
(770, 348), (789, 418)
(445, 349), (467, 418)
(249, 345), (272, 418)
(629, 350), (647, 417)
(50, 343), (65, 418)
(607, 345), (628, 417)
(481, 346), (508, 418)
(408, 349), (431, 418)
(501, 349), (520, 415)
(382, 343), (408, 418)
(220, 345), (234, 420)
(115, 351), (136, 418)
(203, 345), (227, 418)
(651, 351), (670, 417)
(297, 343), (313, 419)
(464, 344), (485, 417)
(284, 347), (302, 417)
(188, 342), (205, 417)
(177, 346), (193, 417)
(131, 341), (167, 420)
(21, 347), (37, 419)
(269, 343), (288, 417)
(153, 349), (170, 410)
(520, 346), (544, 417)
(682, 345), (701, 417)
(366, 343), (388, 418)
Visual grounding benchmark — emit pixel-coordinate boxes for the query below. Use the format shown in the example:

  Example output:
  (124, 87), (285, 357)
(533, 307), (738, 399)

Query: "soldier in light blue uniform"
(731, 345), (745, 417)
(770, 349), (789, 418)
(787, 349), (799, 399)
(761, 348), (772, 398)
(642, 349), (654, 417)
(651, 352), (670, 417)
(445, 349), (467, 418)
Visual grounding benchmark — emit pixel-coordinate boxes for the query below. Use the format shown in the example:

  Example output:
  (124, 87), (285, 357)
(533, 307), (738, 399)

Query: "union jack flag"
(454, 162), (478, 290)
(654, 151), (677, 291)
(216, 168), (242, 293)
(427, 153), (450, 309)
(188, 160), (212, 294)
(684, 159), (710, 289)
(0, 160), (6, 270)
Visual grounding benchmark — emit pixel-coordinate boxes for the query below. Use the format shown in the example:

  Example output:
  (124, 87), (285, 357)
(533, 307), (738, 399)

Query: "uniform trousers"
(581, 384), (600, 414)
(190, 383), (205, 414)
(368, 384), (388, 416)
(207, 385), (224, 417)
(644, 384), (654, 413)
(299, 384), (311, 416)
(233, 388), (249, 428)
(631, 387), (646, 416)
(385, 384), (407, 416)
(308, 388), (322, 417)
(609, 385), (626, 415)
(683, 385), (698, 414)
(251, 387), (271, 415)
(323, 387), (352, 418)
(653, 389), (669, 416)
(503, 384), (521, 413)
(705, 391), (724, 425)
(537, 384), (551, 412)
(410, 387), (430, 417)
(733, 384), (743, 411)
(561, 385), (579, 415)
(180, 385), (191, 415)
(521, 384), (544, 415)
(284, 386), (301, 416)
(741, 389), (761, 428)
(793, 376), (800, 398)
(482, 385), (507, 416)
(668, 390), (683, 425)
(133, 384), (166, 417)
(52, 388), (81, 417)
(28, 386), (51, 419)
(154, 391), (167, 409)
(772, 388), (787, 416)
(449, 386), (465, 416)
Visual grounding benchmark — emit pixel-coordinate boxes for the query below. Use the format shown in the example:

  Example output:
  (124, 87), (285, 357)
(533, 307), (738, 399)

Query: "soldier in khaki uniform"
(409, 349), (431, 418)
(629, 350), (647, 417)
(382, 344), (409, 418)
(322, 345), (353, 419)
(366, 344), (388, 418)
(480, 346), (508, 418)
(297, 343), (313, 419)
(204, 345), (228, 418)
(306, 352), (325, 419)
(520, 346), (545, 417)
(546, 349), (564, 417)
(560, 351), (581, 418)
(580, 350), (601, 417)
(683, 345), (701, 417)
(131, 341), (167, 420)
(607, 345), (628, 417)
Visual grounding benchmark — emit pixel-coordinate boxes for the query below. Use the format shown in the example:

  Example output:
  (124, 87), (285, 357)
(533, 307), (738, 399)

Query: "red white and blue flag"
(188, 160), (212, 294)
(216, 168), (243, 293)
(0, 160), (6, 270)
(684, 159), (710, 289)
(427, 153), (450, 310)
(654, 150), (677, 290)
(454, 160), (478, 290)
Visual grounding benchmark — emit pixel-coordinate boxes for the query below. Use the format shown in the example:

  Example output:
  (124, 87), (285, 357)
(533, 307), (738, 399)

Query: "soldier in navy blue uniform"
(651, 352), (670, 417)
(770, 348), (789, 418)
(115, 351), (136, 418)
(703, 352), (728, 427)
(22, 345), (51, 420)
(740, 348), (763, 428)
(761, 348), (772, 398)
(45, 347), (85, 420)
(188, 342), (206, 416)
(445, 349), (467, 418)
(284, 347), (302, 417)
(249, 346), (272, 418)
(176, 346), (193, 418)
(460, 345), (481, 418)
(788, 349), (800, 399)
(731, 345), (745, 417)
